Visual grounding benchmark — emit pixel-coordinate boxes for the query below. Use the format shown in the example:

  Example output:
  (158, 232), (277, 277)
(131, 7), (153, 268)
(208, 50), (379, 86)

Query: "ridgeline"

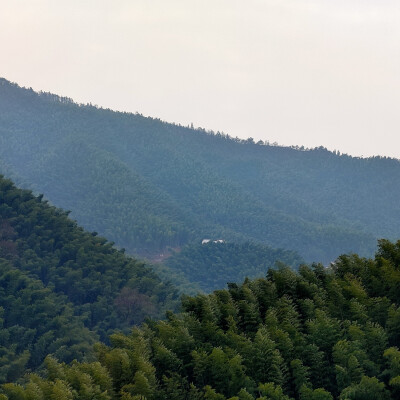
(2, 78), (400, 263)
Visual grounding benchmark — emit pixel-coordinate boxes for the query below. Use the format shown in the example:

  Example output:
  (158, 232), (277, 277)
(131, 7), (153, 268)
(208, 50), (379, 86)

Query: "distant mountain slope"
(162, 241), (303, 292)
(0, 175), (178, 382)
(1, 77), (399, 262)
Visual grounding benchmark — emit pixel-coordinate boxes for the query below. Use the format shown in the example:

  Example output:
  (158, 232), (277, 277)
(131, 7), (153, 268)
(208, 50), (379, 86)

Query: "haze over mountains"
(2, 77), (400, 399)
(1, 77), (400, 264)
(160, 242), (303, 293)
(2, 174), (400, 399)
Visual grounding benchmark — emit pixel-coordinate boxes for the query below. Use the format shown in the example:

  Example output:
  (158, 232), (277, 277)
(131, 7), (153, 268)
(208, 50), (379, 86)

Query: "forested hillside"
(0, 175), (178, 383)
(160, 241), (303, 292)
(1, 78), (400, 262)
(2, 239), (400, 399)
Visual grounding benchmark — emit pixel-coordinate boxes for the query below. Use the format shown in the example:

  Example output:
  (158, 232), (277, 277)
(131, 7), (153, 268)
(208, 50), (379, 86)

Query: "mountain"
(0, 175), (178, 383)
(1, 78), (400, 262)
(158, 241), (303, 293)
(2, 239), (400, 399)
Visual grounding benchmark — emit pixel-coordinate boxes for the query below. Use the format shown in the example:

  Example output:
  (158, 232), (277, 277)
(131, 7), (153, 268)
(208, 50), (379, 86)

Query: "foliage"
(2, 240), (400, 398)
(0, 175), (179, 381)
(3, 78), (400, 262)
(161, 241), (303, 292)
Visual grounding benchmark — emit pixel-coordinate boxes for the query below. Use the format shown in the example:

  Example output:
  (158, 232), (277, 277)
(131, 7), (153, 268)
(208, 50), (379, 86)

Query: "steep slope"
(0, 175), (179, 382)
(0, 257), (97, 383)
(2, 78), (399, 262)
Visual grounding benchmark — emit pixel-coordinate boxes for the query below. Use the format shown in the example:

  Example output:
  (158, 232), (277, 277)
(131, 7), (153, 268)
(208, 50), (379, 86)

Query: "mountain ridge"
(1, 77), (399, 262)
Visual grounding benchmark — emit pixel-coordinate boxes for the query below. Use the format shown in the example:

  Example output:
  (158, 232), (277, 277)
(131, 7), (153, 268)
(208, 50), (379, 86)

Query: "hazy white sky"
(1, 0), (400, 158)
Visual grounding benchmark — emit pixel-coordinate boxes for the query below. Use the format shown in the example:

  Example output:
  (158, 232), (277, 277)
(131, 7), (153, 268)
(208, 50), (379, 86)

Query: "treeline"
(2, 239), (400, 399)
(3, 78), (400, 262)
(0, 175), (179, 383)
(162, 241), (303, 292)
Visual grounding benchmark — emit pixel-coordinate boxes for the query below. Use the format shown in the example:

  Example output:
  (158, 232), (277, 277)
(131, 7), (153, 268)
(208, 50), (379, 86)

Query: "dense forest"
(0, 175), (179, 383)
(2, 78), (400, 262)
(1, 238), (400, 399)
(1, 138), (400, 398)
(158, 242), (303, 293)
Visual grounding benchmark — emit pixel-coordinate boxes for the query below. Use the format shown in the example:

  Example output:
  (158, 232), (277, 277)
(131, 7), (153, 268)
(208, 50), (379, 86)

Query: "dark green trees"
(3, 240), (400, 399)
(3, 78), (400, 263)
(0, 175), (179, 381)
(161, 241), (303, 293)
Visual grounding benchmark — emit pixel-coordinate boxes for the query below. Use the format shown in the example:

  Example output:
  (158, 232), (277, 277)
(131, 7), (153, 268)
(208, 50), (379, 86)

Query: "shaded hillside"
(0, 175), (178, 382)
(162, 241), (303, 292)
(3, 239), (400, 399)
(2, 78), (399, 261)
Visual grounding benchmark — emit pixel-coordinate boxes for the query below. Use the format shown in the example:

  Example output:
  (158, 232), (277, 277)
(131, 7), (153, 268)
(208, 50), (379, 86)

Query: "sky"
(1, 0), (400, 158)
